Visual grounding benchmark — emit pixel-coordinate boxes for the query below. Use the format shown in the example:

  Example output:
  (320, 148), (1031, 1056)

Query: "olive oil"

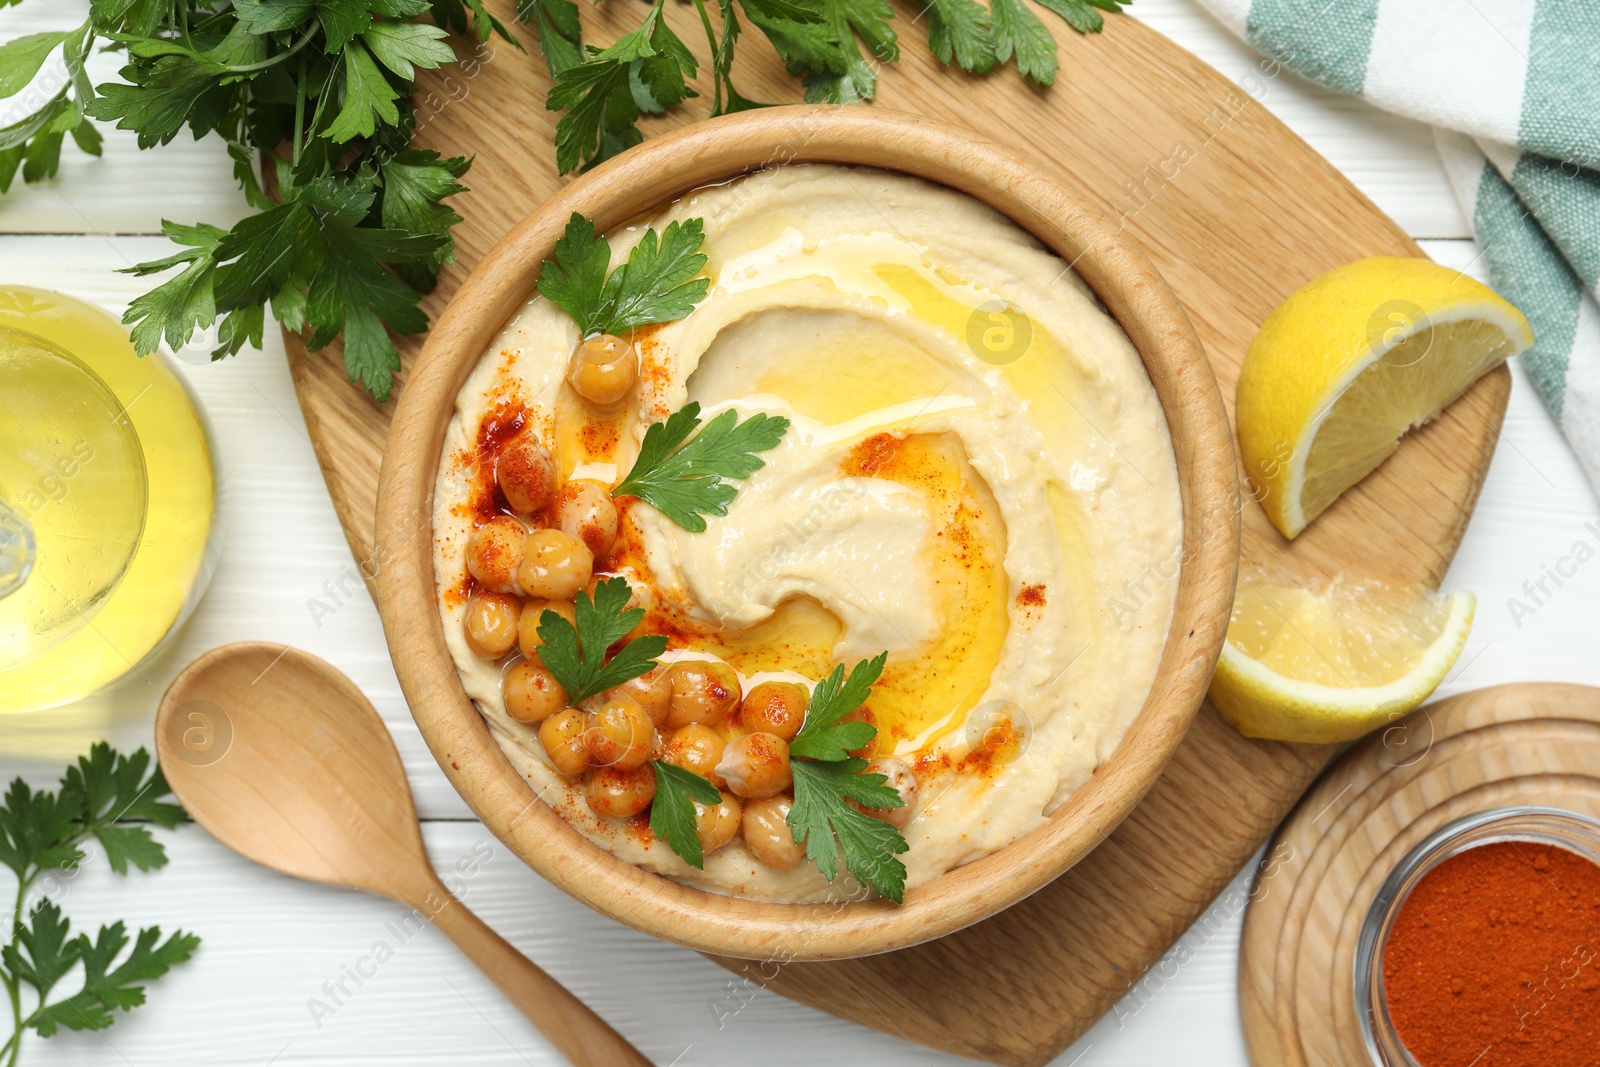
(0, 288), (217, 714)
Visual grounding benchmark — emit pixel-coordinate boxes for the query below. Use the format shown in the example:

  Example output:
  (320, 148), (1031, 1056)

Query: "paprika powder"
(1382, 839), (1600, 1067)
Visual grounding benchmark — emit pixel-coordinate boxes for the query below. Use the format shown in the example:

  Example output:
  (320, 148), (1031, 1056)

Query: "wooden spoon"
(155, 641), (653, 1067)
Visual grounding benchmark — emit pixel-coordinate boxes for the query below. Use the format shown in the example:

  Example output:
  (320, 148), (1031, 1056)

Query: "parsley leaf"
(3, 901), (79, 1001)
(788, 758), (908, 902)
(922, 0), (998, 73)
(324, 41), (403, 142)
(534, 577), (668, 704)
(613, 402), (791, 533)
(432, 0), (524, 47)
(1033, 0), (1130, 33)
(361, 21), (456, 81)
(800, 0), (898, 103)
(62, 745), (185, 874)
(27, 921), (201, 1037)
(378, 148), (470, 292)
(546, 0), (698, 174)
(535, 213), (612, 337)
(518, 0), (585, 75)
(649, 761), (722, 869)
(0, 780), (83, 880)
(601, 219), (711, 333)
(989, 0), (1058, 86)
(536, 212), (710, 338)
(789, 653), (886, 761)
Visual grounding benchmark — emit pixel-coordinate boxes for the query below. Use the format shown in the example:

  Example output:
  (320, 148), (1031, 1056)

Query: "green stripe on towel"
(1519, 0), (1600, 172)
(1245, 0), (1380, 96)
(1477, 163), (1581, 417)
(1507, 154), (1600, 294)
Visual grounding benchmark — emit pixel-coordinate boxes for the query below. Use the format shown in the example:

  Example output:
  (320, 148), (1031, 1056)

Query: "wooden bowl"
(376, 106), (1240, 961)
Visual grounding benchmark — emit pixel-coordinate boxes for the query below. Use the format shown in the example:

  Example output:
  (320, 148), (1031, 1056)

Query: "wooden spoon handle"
(428, 890), (654, 1066)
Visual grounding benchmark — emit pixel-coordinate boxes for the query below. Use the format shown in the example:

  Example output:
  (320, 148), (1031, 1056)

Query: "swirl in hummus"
(434, 164), (1181, 902)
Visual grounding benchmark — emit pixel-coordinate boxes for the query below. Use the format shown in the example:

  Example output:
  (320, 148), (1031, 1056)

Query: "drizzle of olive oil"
(663, 232), (1110, 756)
(855, 433), (1010, 756)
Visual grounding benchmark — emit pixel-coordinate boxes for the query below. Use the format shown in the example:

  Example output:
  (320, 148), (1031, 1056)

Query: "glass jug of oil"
(0, 287), (218, 714)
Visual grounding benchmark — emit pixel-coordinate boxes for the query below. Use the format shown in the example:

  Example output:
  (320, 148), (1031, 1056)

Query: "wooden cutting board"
(283, 3), (1509, 1063)
(1238, 684), (1600, 1067)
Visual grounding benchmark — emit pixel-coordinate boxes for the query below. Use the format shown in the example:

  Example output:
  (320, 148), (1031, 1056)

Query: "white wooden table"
(2, 3), (1597, 1064)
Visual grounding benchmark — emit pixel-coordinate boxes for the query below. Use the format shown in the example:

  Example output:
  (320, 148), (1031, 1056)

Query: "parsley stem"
(3, 871), (33, 1067)
(223, 23), (320, 75)
(292, 49), (307, 166)
(687, 0), (724, 115)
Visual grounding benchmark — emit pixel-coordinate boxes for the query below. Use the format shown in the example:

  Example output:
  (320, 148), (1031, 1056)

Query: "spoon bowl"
(157, 642), (431, 899)
(156, 641), (651, 1067)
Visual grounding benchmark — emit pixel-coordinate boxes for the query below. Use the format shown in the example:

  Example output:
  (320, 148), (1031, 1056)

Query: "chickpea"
(660, 724), (726, 788)
(585, 764), (657, 819)
(742, 796), (804, 871)
(840, 705), (879, 759)
(716, 732), (792, 800)
(557, 480), (619, 559)
(502, 660), (566, 724)
(496, 430), (557, 515)
(465, 515), (526, 595)
(695, 791), (743, 857)
(609, 666), (672, 725)
(538, 708), (590, 777)
(585, 698), (656, 770)
(666, 660), (742, 729)
(855, 757), (918, 829)
(463, 592), (521, 658)
(516, 528), (593, 601)
(567, 333), (638, 407)
(518, 598), (576, 664)
(738, 681), (808, 741)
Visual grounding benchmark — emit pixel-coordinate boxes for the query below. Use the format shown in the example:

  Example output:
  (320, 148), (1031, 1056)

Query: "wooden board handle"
(428, 887), (654, 1066)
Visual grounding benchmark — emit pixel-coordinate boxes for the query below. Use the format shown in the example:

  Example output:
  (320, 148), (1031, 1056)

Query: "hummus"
(433, 164), (1181, 902)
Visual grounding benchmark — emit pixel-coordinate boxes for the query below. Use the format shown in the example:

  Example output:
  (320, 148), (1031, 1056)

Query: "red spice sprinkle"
(843, 432), (903, 477)
(1382, 839), (1600, 1067)
(1017, 583), (1047, 608)
(468, 398), (531, 523)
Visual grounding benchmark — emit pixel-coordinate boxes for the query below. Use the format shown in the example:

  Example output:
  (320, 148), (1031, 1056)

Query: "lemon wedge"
(1209, 572), (1474, 743)
(1237, 256), (1531, 539)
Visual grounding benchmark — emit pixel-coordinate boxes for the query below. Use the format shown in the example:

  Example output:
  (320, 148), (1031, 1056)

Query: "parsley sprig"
(533, 576), (667, 705)
(649, 761), (722, 870)
(536, 212), (711, 338)
(0, 745), (198, 1063)
(614, 402), (791, 533)
(525, 577), (726, 871)
(789, 651), (887, 761)
(784, 655), (909, 902)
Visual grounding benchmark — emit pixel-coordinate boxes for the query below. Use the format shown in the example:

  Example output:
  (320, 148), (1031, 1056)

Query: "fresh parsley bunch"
(0, 0), (514, 403)
(0, 744), (198, 1063)
(0, 0), (1128, 405)
(536, 0), (1133, 173)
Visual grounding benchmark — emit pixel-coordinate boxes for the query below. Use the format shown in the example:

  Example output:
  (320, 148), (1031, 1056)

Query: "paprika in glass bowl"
(1356, 806), (1600, 1067)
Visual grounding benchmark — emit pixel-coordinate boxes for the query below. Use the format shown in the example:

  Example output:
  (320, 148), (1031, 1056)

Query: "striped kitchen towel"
(1196, 0), (1600, 497)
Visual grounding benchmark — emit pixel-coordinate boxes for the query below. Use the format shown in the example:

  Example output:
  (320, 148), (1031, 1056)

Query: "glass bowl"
(1355, 805), (1600, 1066)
